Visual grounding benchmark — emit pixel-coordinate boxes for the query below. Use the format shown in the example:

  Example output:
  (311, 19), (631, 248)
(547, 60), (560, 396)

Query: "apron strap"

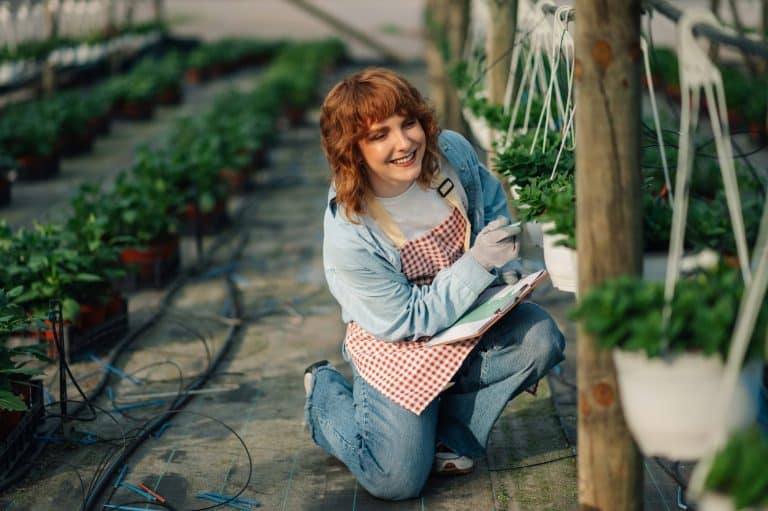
(366, 165), (472, 250)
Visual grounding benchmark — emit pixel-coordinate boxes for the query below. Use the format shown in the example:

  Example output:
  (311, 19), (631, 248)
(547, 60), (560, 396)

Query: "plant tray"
(67, 309), (130, 358)
(115, 249), (180, 291)
(0, 380), (44, 479)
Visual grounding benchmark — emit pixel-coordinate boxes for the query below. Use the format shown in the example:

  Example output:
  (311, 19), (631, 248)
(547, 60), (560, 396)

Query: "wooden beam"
(284, 0), (404, 64)
(574, 0), (643, 509)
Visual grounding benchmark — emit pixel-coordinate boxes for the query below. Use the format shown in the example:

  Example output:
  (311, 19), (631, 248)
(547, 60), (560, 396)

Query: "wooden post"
(486, 0), (517, 194)
(152, 0), (165, 23)
(42, 0), (60, 95)
(574, 1), (643, 509)
(424, 0), (469, 132)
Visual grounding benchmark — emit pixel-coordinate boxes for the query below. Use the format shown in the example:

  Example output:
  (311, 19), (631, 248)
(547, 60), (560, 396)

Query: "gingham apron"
(344, 169), (480, 415)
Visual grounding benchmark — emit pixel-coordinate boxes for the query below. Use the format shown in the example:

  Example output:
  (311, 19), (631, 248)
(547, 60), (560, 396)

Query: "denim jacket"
(322, 130), (512, 342)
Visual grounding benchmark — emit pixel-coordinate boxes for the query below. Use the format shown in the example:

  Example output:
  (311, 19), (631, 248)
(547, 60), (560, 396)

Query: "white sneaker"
(303, 360), (330, 397)
(433, 445), (474, 475)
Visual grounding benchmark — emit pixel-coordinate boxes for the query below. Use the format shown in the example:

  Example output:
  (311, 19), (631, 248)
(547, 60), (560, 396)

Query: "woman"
(304, 68), (565, 501)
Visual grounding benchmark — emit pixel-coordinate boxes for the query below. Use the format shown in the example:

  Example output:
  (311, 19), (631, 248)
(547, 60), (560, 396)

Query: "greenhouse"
(0, 0), (767, 510)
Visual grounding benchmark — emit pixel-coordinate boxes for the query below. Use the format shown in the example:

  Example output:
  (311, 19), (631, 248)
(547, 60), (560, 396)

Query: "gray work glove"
(469, 216), (521, 271)
(498, 258), (546, 285)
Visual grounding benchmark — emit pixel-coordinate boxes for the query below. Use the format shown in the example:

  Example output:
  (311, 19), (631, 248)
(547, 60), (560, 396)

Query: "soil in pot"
(16, 153), (60, 181)
(0, 176), (11, 206)
(114, 100), (155, 121)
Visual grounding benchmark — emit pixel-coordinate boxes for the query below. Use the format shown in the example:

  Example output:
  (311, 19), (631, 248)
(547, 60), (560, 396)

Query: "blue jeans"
(304, 302), (566, 501)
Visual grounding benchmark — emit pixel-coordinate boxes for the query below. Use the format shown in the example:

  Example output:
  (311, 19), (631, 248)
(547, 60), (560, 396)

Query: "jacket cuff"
(452, 252), (497, 295)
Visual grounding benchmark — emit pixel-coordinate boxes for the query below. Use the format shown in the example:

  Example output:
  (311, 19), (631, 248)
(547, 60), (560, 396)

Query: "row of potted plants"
(58, 38), (346, 286)
(495, 122), (766, 292)
(0, 21), (168, 87)
(0, 36), (283, 205)
(184, 38), (286, 83)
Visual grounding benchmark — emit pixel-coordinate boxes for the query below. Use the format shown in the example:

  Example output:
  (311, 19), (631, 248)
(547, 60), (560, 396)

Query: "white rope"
(663, 9), (761, 440)
(715, 197), (768, 447)
(640, 36), (674, 206)
(505, 0), (554, 141)
(531, 5), (572, 154)
(664, 7), (751, 315)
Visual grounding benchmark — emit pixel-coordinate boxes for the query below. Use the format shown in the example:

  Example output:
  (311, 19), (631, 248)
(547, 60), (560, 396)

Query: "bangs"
(348, 74), (421, 139)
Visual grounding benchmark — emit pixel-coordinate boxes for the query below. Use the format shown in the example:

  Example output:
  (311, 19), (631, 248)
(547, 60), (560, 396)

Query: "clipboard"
(424, 269), (549, 347)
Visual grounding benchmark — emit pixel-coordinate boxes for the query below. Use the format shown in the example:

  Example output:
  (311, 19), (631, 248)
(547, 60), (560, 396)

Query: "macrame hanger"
(640, 36), (674, 206)
(556, 6), (576, 151)
(663, 8), (752, 336)
(506, 0), (552, 142)
(713, 192), (768, 451)
(524, 1), (556, 154)
(503, 0), (534, 116)
(531, 3), (570, 155)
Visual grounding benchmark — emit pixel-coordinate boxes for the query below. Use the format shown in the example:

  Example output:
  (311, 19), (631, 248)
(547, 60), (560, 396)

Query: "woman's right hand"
(469, 217), (521, 271)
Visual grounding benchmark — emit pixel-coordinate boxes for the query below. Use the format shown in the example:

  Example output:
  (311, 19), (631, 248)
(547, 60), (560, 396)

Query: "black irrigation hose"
(81, 273), (244, 511)
(0, 198), (254, 493)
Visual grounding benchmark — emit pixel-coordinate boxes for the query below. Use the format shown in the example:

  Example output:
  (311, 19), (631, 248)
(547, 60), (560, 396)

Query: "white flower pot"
(541, 221), (577, 293)
(612, 350), (760, 460)
(462, 107), (493, 150)
(642, 252), (667, 281)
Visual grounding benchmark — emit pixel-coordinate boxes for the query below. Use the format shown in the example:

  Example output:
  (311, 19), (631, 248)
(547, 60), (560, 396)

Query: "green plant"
(0, 222), (106, 320)
(495, 131), (573, 188)
(569, 262), (767, 359)
(703, 427), (768, 510)
(0, 287), (48, 411)
(102, 165), (181, 246)
(0, 102), (60, 157)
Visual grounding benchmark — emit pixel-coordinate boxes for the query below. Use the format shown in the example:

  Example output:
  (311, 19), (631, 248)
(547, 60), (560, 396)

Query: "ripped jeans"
(304, 302), (566, 501)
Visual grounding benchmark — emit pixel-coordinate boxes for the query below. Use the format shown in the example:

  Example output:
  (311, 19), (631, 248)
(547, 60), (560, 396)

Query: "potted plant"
(0, 152), (14, 207)
(0, 102), (60, 180)
(44, 92), (96, 157)
(132, 52), (185, 106)
(72, 173), (182, 288)
(569, 262), (767, 460)
(0, 287), (47, 423)
(687, 427), (768, 511)
(103, 72), (159, 120)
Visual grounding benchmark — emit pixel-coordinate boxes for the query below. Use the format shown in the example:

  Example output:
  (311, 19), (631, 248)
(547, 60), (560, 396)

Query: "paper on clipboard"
(424, 269), (549, 347)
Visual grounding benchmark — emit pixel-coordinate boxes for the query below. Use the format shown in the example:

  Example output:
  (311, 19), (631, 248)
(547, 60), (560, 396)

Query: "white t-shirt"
(370, 181), (452, 242)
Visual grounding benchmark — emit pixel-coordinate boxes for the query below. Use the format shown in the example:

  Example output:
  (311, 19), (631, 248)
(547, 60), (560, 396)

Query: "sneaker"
(432, 444), (474, 476)
(303, 360), (330, 397)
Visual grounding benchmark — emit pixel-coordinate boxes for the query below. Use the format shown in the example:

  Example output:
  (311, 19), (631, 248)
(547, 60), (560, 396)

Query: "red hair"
(319, 68), (440, 221)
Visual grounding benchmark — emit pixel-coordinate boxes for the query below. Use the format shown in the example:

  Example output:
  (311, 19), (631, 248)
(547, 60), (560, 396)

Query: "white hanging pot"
(462, 106), (493, 150)
(541, 220), (577, 293)
(642, 251), (668, 281)
(612, 350), (760, 460)
(524, 220), (544, 248)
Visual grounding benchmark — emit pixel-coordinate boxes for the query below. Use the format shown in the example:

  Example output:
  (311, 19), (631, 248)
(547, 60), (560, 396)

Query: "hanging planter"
(612, 350), (759, 460)
(570, 261), (768, 461)
(541, 220), (577, 293)
(687, 427), (768, 511)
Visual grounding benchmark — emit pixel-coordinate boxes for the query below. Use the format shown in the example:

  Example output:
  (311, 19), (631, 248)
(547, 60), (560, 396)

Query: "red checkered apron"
(345, 172), (480, 415)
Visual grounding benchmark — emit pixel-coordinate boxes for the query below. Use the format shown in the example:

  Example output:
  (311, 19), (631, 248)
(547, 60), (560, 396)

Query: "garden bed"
(0, 379), (44, 479)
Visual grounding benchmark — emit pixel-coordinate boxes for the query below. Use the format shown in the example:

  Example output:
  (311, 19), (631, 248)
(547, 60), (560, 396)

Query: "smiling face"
(358, 114), (427, 198)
